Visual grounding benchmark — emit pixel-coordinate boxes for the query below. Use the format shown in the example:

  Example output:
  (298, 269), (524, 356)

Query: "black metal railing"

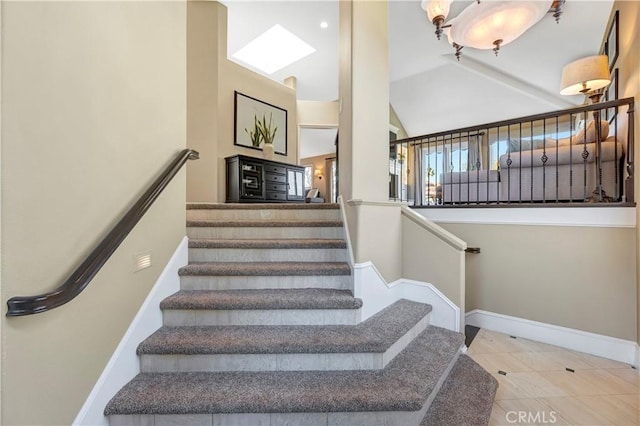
(6, 148), (199, 317)
(389, 98), (634, 207)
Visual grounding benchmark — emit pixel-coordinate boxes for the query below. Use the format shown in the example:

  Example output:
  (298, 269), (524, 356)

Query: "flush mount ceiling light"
(232, 24), (316, 74)
(421, 0), (565, 60)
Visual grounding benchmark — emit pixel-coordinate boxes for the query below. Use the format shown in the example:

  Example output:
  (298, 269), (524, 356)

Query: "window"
(304, 165), (313, 190)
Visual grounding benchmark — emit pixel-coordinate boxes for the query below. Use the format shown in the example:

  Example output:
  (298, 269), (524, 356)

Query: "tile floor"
(466, 328), (640, 426)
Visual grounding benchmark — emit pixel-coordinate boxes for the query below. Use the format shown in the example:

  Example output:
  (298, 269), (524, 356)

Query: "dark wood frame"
(234, 91), (288, 156)
(605, 68), (619, 122)
(602, 10), (619, 71)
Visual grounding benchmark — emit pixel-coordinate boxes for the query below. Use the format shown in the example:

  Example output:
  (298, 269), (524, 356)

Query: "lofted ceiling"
(223, 0), (614, 158)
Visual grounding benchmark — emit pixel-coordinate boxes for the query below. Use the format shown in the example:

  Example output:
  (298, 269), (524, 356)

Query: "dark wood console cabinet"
(226, 155), (305, 203)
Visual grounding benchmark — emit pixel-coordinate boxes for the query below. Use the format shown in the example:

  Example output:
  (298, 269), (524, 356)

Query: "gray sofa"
(441, 136), (624, 203)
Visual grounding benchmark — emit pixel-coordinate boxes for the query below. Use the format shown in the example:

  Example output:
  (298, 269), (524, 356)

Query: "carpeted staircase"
(105, 203), (497, 425)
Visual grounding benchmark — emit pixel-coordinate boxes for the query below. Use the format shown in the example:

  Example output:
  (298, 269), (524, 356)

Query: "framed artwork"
(234, 91), (288, 156)
(604, 68), (618, 122)
(605, 10), (619, 71)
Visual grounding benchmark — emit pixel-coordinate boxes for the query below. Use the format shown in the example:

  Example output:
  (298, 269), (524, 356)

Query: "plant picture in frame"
(234, 91), (287, 156)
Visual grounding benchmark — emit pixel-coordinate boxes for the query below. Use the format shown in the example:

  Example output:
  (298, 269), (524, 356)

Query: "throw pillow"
(570, 120), (609, 144)
(546, 120), (609, 146)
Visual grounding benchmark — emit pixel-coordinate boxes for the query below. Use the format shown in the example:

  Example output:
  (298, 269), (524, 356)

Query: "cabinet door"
(287, 168), (305, 200)
(240, 160), (265, 199)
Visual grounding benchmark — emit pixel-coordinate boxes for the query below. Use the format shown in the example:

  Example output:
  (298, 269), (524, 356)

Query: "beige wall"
(1, 2), (187, 425)
(297, 100), (339, 127)
(187, 2), (298, 203)
(346, 201), (403, 282)
(338, 1), (396, 277)
(401, 215), (464, 312)
(609, 0), (640, 344)
(439, 223), (636, 341)
(389, 104), (408, 139)
(186, 1), (221, 203)
(338, 0), (389, 202)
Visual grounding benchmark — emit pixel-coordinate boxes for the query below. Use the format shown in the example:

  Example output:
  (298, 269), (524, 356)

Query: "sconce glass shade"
(448, 1), (552, 50)
(421, 0), (453, 23)
(560, 55), (611, 95)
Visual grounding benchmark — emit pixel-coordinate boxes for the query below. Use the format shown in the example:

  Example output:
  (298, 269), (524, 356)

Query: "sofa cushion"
(499, 137), (623, 169)
(441, 170), (500, 184)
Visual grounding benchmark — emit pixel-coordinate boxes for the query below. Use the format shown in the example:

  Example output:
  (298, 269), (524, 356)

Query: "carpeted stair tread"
(178, 261), (351, 276)
(160, 288), (362, 310)
(421, 355), (498, 426)
(139, 299), (429, 355)
(106, 325), (464, 416)
(187, 203), (339, 210)
(187, 219), (343, 228)
(188, 238), (347, 249)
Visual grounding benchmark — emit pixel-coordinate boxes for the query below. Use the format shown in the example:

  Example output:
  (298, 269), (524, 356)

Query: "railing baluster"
(613, 109), (619, 200)
(518, 123), (523, 203)
(555, 115), (559, 202)
(542, 118), (547, 203)
(529, 120), (534, 202)
(626, 102), (635, 203)
(582, 110), (589, 200)
(569, 112), (574, 202)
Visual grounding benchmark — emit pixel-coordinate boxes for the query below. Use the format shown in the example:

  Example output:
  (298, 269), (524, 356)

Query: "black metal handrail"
(391, 98), (634, 145)
(6, 148), (199, 317)
(388, 98), (635, 207)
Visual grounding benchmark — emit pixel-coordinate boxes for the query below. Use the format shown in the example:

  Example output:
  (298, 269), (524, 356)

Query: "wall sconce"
(314, 169), (323, 180)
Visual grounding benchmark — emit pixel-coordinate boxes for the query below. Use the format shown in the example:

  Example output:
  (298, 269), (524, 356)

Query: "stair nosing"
(186, 203), (339, 210)
(160, 288), (362, 311)
(105, 325), (464, 416)
(188, 238), (347, 249)
(138, 300), (431, 356)
(187, 220), (343, 228)
(178, 261), (351, 277)
(421, 354), (499, 426)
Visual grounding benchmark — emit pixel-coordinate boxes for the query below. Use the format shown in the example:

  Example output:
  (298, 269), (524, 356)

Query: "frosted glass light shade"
(560, 55), (611, 96)
(448, 1), (552, 49)
(421, 0), (453, 22)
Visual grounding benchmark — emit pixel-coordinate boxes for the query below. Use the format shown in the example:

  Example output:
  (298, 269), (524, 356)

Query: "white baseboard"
(466, 309), (638, 366)
(635, 344), (640, 370)
(73, 237), (188, 426)
(353, 262), (460, 332)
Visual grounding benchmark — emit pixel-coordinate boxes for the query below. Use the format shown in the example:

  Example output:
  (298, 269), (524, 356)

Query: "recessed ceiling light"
(232, 24), (316, 75)
(320, 21), (329, 29)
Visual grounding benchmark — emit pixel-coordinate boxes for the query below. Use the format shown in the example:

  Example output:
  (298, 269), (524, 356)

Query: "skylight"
(232, 24), (316, 75)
